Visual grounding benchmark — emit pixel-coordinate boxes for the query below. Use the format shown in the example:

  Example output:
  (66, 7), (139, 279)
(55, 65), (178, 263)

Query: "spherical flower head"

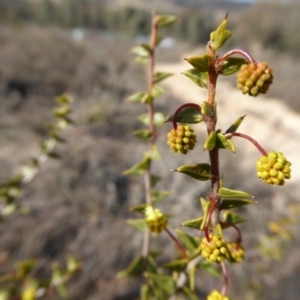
(207, 290), (231, 300)
(167, 124), (197, 155)
(227, 242), (244, 263)
(199, 234), (229, 264)
(256, 151), (292, 185)
(145, 206), (168, 234)
(236, 62), (273, 97)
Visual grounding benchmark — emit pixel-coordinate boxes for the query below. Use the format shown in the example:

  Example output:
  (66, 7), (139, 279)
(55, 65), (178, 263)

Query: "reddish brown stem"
(165, 227), (188, 259)
(172, 102), (201, 130)
(226, 132), (268, 156)
(220, 222), (243, 243)
(218, 49), (255, 64)
(204, 200), (217, 242)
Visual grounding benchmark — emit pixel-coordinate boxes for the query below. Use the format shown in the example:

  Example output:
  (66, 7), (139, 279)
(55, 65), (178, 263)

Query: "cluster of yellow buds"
(207, 290), (231, 300)
(167, 124), (197, 155)
(236, 62), (273, 96)
(256, 151), (291, 185)
(227, 242), (244, 263)
(145, 206), (168, 234)
(199, 234), (229, 263)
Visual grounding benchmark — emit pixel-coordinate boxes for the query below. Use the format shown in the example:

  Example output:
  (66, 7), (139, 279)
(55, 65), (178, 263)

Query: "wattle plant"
(120, 13), (292, 300)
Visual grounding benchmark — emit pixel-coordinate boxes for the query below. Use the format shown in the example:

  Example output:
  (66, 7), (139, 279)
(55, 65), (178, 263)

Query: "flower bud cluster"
(167, 124), (197, 155)
(199, 234), (229, 263)
(145, 206), (168, 233)
(227, 242), (244, 263)
(207, 290), (231, 300)
(256, 151), (291, 185)
(236, 62), (273, 96)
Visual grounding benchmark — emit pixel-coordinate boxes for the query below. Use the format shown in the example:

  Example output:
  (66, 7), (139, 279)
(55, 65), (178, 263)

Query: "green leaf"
(182, 285), (199, 300)
(48, 152), (61, 159)
(153, 72), (173, 84)
(182, 217), (204, 230)
(163, 259), (188, 272)
(151, 175), (161, 188)
(127, 219), (147, 232)
(219, 57), (249, 76)
(144, 272), (176, 294)
(220, 198), (255, 210)
(175, 229), (200, 251)
(117, 255), (143, 278)
(201, 101), (213, 117)
(200, 197), (208, 213)
(55, 94), (73, 105)
(123, 156), (150, 176)
(131, 44), (151, 57)
(174, 163), (212, 181)
(219, 187), (253, 200)
(225, 115), (246, 135)
(133, 129), (152, 141)
(210, 15), (231, 51)
(148, 145), (161, 160)
(188, 265), (196, 293)
(152, 84), (164, 98)
(165, 106), (202, 124)
(155, 35), (164, 46)
(128, 91), (152, 104)
(185, 54), (210, 72)
(155, 15), (177, 28)
(204, 131), (217, 151)
(222, 211), (246, 225)
(216, 133), (236, 153)
(134, 56), (148, 64)
(139, 112), (166, 127)
(198, 261), (221, 277)
(130, 204), (148, 214)
(182, 69), (209, 88)
(141, 284), (151, 300)
(150, 190), (171, 202)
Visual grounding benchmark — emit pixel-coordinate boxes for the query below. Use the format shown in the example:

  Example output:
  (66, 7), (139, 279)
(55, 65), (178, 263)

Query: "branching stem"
(165, 228), (188, 259)
(226, 132), (268, 156)
(172, 103), (201, 130)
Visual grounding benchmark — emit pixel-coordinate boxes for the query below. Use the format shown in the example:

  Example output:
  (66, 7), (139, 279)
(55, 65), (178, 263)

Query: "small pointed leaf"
(182, 217), (204, 230)
(155, 15), (177, 28)
(182, 69), (209, 88)
(117, 255), (143, 278)
(219, 57), (249, 75)
(210, 16), (231, 51)
(163, 259), (188, 272)
(138, 112), (165, 127)
(185, 54), (210, 72)
(134, 56), (148, 64)
(198, 261), (221, 277)
(222, 211), (246, 225)
(165, 106), (202, 124)
(131, 44), (151, 58)
(152, 84), (164, 98)
(201, 101), (213, 117)
(204, 131), (217, 151)
(219, 187), (253, 200)
(225, 115), (246, 135)
(148, 145), (161, 160)
(174, 163), (212, 181)
(183, 285), (198, 300)
(127, 219), (147, 232)
(123, 156), (150, 176)
(128, 92), (152, 104)
(150, 190), (171, 202)
(130, 204), (148, 214)
(216, 133), (236, 153)
(151, 175), (161, 187)
(200, 197), (208, 213)
(220, 198), (255, 210)
(144, 272), (176, 294)
(133, 129), (152, 141)
(175, 229), (200, 251)
(153, 72), (173, 84)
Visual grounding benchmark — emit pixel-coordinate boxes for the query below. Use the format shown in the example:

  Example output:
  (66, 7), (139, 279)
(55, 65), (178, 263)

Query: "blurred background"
(0, 0), (300, 299)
